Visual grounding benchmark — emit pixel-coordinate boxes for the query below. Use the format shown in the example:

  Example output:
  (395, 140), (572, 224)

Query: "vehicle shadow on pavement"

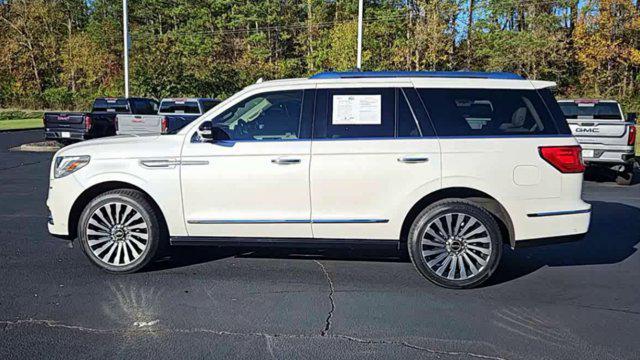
(584, 165), (640, 185)
(486, 200), (640, 286)
(147, 201), (639, 287)
(147, 245), (405, 272)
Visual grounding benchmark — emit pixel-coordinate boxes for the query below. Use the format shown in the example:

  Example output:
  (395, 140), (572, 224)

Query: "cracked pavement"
(1, 130), (639, 359)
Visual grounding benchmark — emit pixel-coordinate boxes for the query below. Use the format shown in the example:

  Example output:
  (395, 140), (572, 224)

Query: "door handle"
(398, 156), (429, 164)
(271, 158), (301, 165)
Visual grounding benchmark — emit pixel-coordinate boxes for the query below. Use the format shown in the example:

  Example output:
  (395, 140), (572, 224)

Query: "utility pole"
(123, 0), (130, 97)
(356, 0), (363, 70)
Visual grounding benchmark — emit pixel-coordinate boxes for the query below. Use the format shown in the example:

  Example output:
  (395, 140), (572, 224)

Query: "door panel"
(180, 89), (314, 238)
(310, 86), (441, 240)
(181, 141), (312, 237)
(310, 139), (440, 240)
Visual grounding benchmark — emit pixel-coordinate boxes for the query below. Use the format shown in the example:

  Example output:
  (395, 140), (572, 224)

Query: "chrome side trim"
(527, 209), (591, 217)
(181, 160), (210, 166)
(140, 159), (180, 168)
(187, 219), (389, 225)
(140, 159), (209, 168)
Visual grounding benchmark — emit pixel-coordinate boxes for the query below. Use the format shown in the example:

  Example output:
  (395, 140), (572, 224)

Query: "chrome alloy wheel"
(85, 202), (149, 267)
(420, 213), (492, 281)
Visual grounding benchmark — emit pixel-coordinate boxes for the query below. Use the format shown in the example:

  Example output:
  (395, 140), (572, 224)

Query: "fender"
(78, 171), (188, 236)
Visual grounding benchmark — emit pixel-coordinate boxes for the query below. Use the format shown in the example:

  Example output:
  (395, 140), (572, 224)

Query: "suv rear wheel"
(77, 189), (162, 273)
(407, 200), (502, 289)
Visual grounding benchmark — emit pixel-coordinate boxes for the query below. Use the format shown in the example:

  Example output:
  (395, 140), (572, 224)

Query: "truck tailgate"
(117, 114), (163, 135)
(567, 119), (631, 146)
(44, 113), (85, 127)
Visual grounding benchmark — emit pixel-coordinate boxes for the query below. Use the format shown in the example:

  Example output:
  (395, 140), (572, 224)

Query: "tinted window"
(538, 89), (571, 134)
(314, 88), (395, 139)
(200, 100), (221, 112)
(211, 90), (304, 141)
(558, 101), (622, 120)
(131, 99), (157, 115)
(160, 100), (201, 114)
(418, 89), (559, 136)
(92, 98), (129, 113)
(397, 89), (422, 138)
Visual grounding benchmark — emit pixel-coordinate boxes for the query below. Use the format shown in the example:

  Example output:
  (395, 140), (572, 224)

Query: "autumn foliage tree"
(0, 0), (638, 112)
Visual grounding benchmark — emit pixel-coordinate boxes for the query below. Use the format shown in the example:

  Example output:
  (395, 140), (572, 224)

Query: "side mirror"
(627, 113), (637, 123)
(198, 121), (231, 142)
(198, 121), (213, 140)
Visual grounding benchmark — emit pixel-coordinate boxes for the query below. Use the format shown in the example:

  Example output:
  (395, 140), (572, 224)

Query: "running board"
(170, 236), (400, 249)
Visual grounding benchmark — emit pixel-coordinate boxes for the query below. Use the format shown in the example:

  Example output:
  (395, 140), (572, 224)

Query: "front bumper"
(46, 175), (85, 238)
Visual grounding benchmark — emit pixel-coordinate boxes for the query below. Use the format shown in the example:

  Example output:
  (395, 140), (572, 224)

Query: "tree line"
(1, 0), (639, 112)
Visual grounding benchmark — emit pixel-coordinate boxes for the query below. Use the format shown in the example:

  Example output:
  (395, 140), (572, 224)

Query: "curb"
(10, 142), (61, 153)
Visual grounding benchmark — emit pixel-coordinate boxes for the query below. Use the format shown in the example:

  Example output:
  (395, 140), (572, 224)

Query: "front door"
(180, 89), (315, 238)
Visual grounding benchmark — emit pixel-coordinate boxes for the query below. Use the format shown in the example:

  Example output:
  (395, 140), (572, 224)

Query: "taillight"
(628, 125), (636, 146)
(539, 146), (585, 173)
(161, 117), (168, 134)
(84, 115), (92, 132)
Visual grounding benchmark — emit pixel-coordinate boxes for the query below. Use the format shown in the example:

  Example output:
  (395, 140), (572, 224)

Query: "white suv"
(47, 71), (591, 288)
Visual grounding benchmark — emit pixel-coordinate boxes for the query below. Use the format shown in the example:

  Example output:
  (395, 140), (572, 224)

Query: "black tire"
(407, 199), (502, 289)
(77, 189), (162, 273)
(615, 169), (633, 186)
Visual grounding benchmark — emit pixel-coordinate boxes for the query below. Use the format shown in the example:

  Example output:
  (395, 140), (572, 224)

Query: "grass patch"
(0, 118), (43, 131)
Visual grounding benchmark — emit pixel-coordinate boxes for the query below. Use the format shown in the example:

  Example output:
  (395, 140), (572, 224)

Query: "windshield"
(93, 99), (129, 113)
(559, 102), (622, 120)
(160, 101), (200, 114)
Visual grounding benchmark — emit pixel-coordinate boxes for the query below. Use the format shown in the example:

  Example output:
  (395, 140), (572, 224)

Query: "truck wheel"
(77, 189), (162, 273)
(615, 168), (633, 186)
(407, 200), (502, 289)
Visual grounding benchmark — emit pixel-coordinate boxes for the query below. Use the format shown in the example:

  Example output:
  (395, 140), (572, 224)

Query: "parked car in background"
(116, 98), (220, 135)
(47, 71), (591, 289)
(44, 97), (158, 143)
(558, 99), (637, 185)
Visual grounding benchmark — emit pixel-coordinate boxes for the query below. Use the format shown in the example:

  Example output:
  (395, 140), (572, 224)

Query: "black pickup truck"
(44, 97), (158, 142)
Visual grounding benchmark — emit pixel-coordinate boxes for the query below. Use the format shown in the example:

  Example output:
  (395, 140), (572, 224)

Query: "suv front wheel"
(408, 200), (502, 289)
(77, 189), (162, 273)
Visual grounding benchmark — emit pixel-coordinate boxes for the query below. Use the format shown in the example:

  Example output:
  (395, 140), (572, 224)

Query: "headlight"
(54, 155), (90, 178)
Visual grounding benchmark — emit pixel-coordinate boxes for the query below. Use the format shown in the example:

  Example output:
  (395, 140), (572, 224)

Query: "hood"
(56, 134), (184, 160)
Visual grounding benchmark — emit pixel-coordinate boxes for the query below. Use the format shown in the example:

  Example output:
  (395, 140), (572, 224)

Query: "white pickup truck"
(116, 98), (220, 135)
(558, 99), (637, 185)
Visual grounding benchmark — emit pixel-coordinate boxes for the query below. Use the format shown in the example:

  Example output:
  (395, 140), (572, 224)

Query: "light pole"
(356, 0), (363, 70)
(122, 0), (130, 97)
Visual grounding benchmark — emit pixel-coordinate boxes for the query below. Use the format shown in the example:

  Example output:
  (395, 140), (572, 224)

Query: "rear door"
(310, 83), (441, 240)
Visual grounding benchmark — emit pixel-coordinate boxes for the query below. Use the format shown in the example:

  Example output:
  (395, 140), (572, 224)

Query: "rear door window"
(200, 100), (221, 112)
(558, 101), (622, 120)
(92, 99), (129, 113)
(314, 88), (395, 139)
(160, 100), (201, 114)
(418, 89), (559, 136)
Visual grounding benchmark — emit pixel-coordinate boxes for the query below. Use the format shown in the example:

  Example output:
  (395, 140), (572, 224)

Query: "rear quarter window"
(418, 89), (561, 136)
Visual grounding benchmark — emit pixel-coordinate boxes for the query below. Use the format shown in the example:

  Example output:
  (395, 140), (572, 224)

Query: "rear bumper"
(513, 206), (591, 247)
(580, 146), (635, 165)
(514, 233), (586, 248)
(45, 130), (86, 141)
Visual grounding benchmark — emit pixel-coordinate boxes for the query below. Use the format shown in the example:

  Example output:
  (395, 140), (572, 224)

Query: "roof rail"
(309, 71), (524, 80)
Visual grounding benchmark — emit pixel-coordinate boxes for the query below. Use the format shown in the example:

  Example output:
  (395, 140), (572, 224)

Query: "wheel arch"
(67, 181), (168, 240)
(400, 187), (515, 248)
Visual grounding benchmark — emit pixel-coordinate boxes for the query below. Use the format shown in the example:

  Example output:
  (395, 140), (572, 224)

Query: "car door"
(180, 88), (315, 238)
(310, 83), (441, 240)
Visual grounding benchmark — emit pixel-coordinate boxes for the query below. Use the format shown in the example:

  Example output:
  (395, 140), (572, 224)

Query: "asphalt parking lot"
(1, 130), (639, 360)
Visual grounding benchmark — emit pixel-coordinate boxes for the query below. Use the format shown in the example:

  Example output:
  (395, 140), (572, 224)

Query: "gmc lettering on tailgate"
(576, 127), (599, 133)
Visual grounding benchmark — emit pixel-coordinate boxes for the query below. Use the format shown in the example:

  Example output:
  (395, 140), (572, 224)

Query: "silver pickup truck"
(116, 98), (220, 135)
(558, 99), (637, 185)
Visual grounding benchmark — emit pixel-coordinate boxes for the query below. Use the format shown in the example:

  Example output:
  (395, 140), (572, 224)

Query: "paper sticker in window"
(332, 95), (381, 125)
